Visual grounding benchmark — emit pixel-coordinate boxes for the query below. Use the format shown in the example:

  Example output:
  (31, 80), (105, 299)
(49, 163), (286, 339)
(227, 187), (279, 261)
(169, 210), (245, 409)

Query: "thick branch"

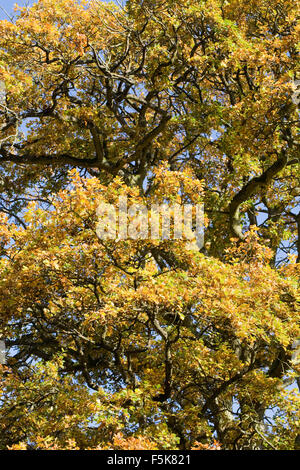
(229, 150), (289, 239)
(0, 147), (112, 171)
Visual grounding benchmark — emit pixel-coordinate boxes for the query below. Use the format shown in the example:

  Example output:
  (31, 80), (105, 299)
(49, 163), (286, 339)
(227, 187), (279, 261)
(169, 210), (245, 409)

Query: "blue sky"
(0, 0), (20, 20)
(0, 0), (114, 20)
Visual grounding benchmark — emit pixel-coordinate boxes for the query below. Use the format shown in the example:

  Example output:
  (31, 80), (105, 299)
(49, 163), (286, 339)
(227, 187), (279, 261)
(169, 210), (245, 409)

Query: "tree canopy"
(0, 0), (299, 450)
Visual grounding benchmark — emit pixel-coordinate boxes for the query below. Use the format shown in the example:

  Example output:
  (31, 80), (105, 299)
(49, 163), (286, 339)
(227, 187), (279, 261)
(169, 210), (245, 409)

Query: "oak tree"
(0, 0), (299, 450)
